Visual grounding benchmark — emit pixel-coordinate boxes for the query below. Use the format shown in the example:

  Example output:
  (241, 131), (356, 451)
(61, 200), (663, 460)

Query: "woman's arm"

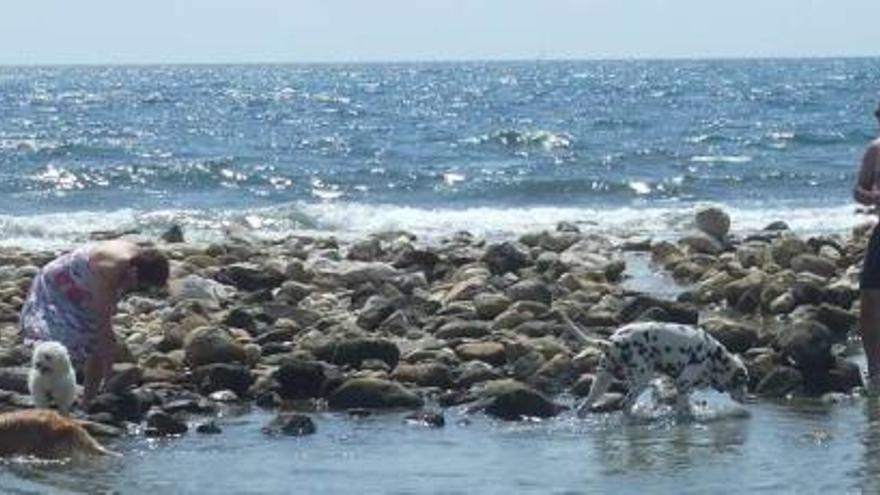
(855, 145), (880, 206)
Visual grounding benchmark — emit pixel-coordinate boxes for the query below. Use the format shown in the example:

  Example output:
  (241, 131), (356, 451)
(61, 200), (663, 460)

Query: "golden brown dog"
(0, 409), (120, 459)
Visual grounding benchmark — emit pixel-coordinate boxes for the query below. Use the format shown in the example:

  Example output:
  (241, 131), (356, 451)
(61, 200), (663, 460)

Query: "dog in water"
(28, 341), (77, 415)
(562, 316), (749, 416)
(0, 409), (119, 459)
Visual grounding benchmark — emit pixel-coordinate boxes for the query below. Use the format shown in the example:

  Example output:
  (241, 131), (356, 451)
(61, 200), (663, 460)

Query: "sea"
(1, 59), (879, 493)
(0, 59), (876, 248)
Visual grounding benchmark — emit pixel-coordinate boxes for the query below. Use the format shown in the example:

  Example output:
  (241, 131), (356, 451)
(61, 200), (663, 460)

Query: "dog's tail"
(72, 423), (122, 458)
(558, 312), (611, 353)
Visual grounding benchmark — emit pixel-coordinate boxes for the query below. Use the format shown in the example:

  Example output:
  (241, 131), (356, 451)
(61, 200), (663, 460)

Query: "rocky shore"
(0, 207), (871, 439)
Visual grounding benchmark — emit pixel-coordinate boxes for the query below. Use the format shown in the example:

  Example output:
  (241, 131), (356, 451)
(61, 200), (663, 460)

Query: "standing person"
(20, 240), (169, 407)
(854, 102), (880, 390)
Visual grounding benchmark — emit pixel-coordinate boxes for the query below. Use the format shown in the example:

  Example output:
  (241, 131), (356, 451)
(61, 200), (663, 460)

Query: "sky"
(0, 0), (878, 64)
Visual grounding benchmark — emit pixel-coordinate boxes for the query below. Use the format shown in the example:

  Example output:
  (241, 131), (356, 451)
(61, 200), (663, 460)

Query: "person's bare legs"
(82, 353), (103, 408)
(860, 290), (880, 391)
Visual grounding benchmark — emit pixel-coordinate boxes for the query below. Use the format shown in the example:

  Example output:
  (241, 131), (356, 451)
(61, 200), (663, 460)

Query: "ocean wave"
(0, 202), (863, 250)
(690, 155), (753, 164)
(463, 129), (572, 150)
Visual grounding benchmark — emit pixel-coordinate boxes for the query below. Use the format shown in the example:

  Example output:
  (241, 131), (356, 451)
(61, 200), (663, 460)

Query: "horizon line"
(1, 53), (879, 68)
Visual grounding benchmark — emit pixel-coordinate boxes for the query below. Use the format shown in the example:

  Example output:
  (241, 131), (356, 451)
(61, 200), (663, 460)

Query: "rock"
(357, 295), (399, 331)
(192, 363), (254, 396)
(482, 242), (531, 275)
(314, 338), (400, 370)
(160, 224), (185, 243)
(790, 254), (837, 278)
(826, 358), (863, 393)
(679, 232), (724, 255)
(195, 420), (222, 434)
(702, 318), (759, 354)
(274, 281), (314, 305)
(473, 293), (511, 320)
(771, 236), (810, 268)
(168, 275), (236, 308)
(814, 304), (857, 339)
(262, 413), (317, 436)
(723, 271), (765, 310)
(184, 327), (247, 367)
(391, 362), (454, 388)
(764, 221), (790, 231)
(455, 360), (503, 388)
(505, 280), (553, 305)
(215, 263), (285, 292)
(443, 278), (488, 305)
(347, 238), (383, 262)
(145, 409), (188, 437)
(651, 241), (685, 268)
(736, 243), (770, 269)
(104, 363), (143, 395)
(327, 378), (424, 410)
(275, 359), (326, 399)
(769, 293), (797, 314)
(756, 366), (803, 398)
(571, 373), (595, 397)
(0, 367), (30, 394)
(87, 391), (146, 423)
(455, 342), (507, 366)
(587, 392), (625, 412)
(404, 411), (445, 428)
(775, 321), (834, 373)
(436, 320), (491, 339)
(209, 390), (240, 402)
(695, 207), (731, 240)
(478, 379), (560, 420)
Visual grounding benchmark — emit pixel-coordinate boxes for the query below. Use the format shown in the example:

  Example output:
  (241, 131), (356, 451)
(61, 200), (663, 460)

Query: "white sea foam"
(0, 202), (866, 250)
(690, 155), (753, 164)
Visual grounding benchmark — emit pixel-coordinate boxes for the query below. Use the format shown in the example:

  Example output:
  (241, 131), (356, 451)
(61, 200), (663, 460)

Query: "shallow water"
(1, 390), (878, 494)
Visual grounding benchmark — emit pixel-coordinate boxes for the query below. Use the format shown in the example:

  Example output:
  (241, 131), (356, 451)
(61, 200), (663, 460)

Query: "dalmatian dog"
(562, 317), (749, 417)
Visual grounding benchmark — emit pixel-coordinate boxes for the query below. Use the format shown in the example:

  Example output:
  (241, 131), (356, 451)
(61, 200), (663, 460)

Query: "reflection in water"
(857, 398), (880, 491)
(591, 405), (750, 476)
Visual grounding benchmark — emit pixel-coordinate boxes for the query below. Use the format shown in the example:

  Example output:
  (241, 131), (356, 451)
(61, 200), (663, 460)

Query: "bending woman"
(20, 240), (169, 407)
(854, 103), (880, 390)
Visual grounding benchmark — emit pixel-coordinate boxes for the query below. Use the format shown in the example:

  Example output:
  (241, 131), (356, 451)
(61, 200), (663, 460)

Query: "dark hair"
(131, 248), (169, 288)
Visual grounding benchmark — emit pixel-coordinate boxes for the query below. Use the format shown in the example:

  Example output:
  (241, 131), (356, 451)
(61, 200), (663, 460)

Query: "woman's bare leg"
(860, 290), (880, 388)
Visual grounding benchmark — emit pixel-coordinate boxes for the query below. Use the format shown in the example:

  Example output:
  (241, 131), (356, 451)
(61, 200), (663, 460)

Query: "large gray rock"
(790, 254), (837, 279)
(771, 236), (810, 268)
(505, 280), (553, 305)
(262, 413), (316, 436)
(314, 338), (400, 370)
(192, 363), (254, 396)
(275, 359), (326, 399)
(215, 263), (285, 292)
(756, 366), (803, 398)
(702, 318), (759, 354)
(482, 242), (531, 275)
(436, 320), (491, 339)
(478, 379), (560, 421)
(455, 341), (507, 366)
(695, 207), (731, 240)
(327, 378), (423, 409)
(679, 232), (724, 255)
(184, 327), (247, 367)
(474, 293), (511, 320)
(775, 321), (834, 373)
(391, 362), (454, 388)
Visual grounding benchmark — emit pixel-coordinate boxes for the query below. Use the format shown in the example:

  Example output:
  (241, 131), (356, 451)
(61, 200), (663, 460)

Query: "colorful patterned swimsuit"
(21, 246), (97, 363)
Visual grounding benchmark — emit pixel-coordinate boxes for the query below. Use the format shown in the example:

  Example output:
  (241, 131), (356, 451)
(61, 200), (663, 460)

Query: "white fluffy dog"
(28, 341), (77, 415)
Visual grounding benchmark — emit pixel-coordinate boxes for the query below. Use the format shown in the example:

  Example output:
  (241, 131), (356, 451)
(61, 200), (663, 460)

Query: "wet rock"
(184, 326), (247, 367)
(216, 263), (285, 292)
(815, 304), (857, 338)
(404, 410), (445, 428)
(314, 338), (400, 370)
(454, 360), (503, 388)
(756, 366), (803, 398)
(162, 396), (216, 415)
(195, 420), (222, 434)
(482, 242), (531, 275)
(455, 342), (507, 366)
(275, 359), (326, 399)
(651, 241), (685, 268)
(775, 320), (834, 373)
(702, 318), (759, 354)
(104, 363), (143, 395)
(391, 362), (454, 388)
(145, 408), (188, 437)
(695, 207), (731, 240)
(826, 358), (863, 393)
(356, 295), (399, 331)
(587, 392), (625, 413)
(262, 412), (316, 436)
(764, 221), (790, 231)
(209, 390), (240, 402)
(327, 378), (424, 410)
(192, 363), (254, 396)
(479, 380), (560, 420)
(679, 232), (724, 255)
(160, 224), (185, 243)
(87, 391), (146, 423)
(274, 281), (314, 305)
